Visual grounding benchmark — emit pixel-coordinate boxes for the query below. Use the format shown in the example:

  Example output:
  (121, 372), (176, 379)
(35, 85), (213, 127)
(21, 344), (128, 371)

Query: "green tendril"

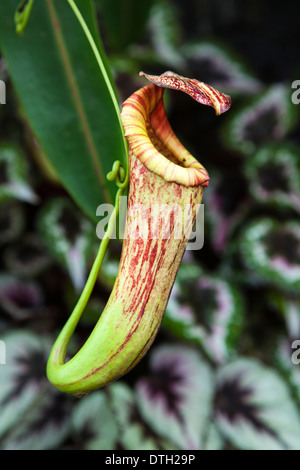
(14, 0), (35, 36)
(107, 160), (129, 188)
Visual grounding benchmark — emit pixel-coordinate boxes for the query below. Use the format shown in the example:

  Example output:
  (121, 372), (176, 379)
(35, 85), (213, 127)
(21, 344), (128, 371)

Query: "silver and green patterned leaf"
(3, 233), (51, 277)
(0, 201), (25, 245)
(70, 391), (118, 450)
(214, 357), (300, 450)
(275, 337), (300, 408)
(271, 294), (300, 405)
(0, 143), (38, 203)
(182, 40), (261, 95)
(222, 84), (299, 156)
(0, 330), (52, 439)
(244, 143), (300, 213)
(0, 274), (44, 320)
(109, 382), (174, 450)
(164, 264), (244, 363)
(1, 390), (71, 450)
(147, 0), (185, 70)
(203, 168), (251, 253)
(203, 421), (224, 450)
(135, 344), (214, 450)
(37, 198), (97, 290)
(239, 218), (300, 292)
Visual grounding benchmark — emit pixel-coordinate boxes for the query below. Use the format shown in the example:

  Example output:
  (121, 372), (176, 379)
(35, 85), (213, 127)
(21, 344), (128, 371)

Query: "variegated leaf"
(0, 331), (52, 439)
(3, 233), (51, 277)
(135, 344), (214, 450)
(37, 198), (96, 290)
(0, 274), (44, 320)
(109, 382), (174, 450)
(0, 143), (38, 204)
(214, 357), (300, 450)
(222, 85), (298, 155)
(244, 143), (300, 213)
(239, 218), (300, 292)
(1, 390), (71, 450)
(182, 40), (261, 95)
(164, 263), (243, 363)
(70, 391), (119, 450)
(0, 201), (24, 245)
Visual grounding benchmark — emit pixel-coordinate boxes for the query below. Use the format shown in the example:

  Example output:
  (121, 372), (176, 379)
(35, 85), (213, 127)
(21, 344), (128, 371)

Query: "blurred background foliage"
(0, 0), (300, 450)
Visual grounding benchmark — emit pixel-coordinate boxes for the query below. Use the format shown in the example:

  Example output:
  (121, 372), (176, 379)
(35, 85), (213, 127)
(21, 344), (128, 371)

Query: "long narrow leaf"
(0, 0), (127, 221)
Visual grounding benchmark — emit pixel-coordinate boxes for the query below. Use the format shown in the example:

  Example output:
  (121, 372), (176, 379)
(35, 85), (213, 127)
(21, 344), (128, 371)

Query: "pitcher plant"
(46, 69), (231, 396)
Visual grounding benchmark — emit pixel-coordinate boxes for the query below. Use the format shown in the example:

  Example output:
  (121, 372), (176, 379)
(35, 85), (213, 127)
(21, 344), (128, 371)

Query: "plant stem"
(65, 0), (128, 162)
(49, 181), (126, 363)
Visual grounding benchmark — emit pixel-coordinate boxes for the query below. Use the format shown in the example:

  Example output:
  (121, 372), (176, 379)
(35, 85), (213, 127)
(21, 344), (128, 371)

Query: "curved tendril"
(107, 159), (129, 189)
(15, 0), (35, 35)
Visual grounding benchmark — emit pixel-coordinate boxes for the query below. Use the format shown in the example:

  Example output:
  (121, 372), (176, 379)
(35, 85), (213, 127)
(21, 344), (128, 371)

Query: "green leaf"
(0, 0), (127, 221)
(95, 0), (154, 52)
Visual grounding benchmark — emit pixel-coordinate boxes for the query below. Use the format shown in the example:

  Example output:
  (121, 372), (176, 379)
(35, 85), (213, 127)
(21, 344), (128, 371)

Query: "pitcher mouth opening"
(121, 84), (210, 188)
